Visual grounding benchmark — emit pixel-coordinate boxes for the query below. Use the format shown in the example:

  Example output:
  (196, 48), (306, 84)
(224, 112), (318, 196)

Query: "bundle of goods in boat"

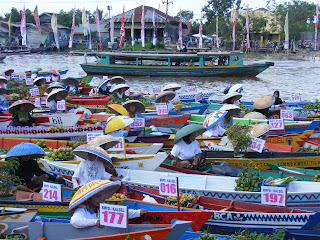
(104, 193), (127, 205)
(235, 168), (263, 191)
(165, 194), (195, 208)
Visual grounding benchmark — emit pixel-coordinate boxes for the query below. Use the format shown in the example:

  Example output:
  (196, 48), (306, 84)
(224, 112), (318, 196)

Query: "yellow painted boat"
(266, 130), (314, 147)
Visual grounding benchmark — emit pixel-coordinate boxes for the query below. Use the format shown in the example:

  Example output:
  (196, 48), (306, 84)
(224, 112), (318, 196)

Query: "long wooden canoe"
(268, 163), (320, 176)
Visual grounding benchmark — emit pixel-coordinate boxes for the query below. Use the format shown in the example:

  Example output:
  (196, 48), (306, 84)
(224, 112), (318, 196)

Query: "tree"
(174, 10), (194, 22)
(3, 7), (34, 23)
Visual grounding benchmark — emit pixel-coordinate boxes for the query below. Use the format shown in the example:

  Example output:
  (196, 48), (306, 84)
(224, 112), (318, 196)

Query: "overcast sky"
(0, 0), (317, 20)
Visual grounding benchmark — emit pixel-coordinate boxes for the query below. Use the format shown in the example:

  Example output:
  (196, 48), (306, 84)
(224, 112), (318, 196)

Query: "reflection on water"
(0, 53), (319, 102)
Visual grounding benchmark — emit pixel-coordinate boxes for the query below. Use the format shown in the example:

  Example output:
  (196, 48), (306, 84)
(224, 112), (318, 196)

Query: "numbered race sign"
(87, 132), (103, 143)
(152, 87), (161, 95)
(29, 87), (40, 96)
(124, 90), (130, 96)
(100, 203), (128, 228)
(35, 98), (41, 107)
(109, 137), (125, 151)
(19, 74), (26, 80)
(78, 71), (85, 77)
(42, 182), (62, 202)
(290, 93), (301, 102)
(57, 100), (66, 111)
(280, 109), (294, 121)
(269, 118), (284, 130)
(261, 186), (287, 207)
(26, 78), (33, 85)
(155, 103), (168, 115)
(194, 92), (203, 102)
(187, 86), (197, 93)
(159, 177), (178, 196)
(130, 118), (145, 129)
(248, 137), (265, 153)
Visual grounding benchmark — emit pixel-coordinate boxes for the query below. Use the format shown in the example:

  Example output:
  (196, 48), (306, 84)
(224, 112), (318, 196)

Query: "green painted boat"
(268, 163), (320, 176)
(80, 51), (274, 77)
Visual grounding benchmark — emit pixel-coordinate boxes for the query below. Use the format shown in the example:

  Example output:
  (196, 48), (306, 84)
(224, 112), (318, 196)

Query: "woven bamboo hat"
(243, 112), (266, 119)
(122, 100), (146, 113)
(0, 76), (8, 84)
(63, 78), (79, 86)
(73, 144), (112, 167)
(163, 83), (181, 91)
(109, 76), (126, 85)
(253, 95), (275, 109)
(47, 88), (68, 102)
(110, 84), (130, 93)
(88, 135), (120, 150)
(250, 123), (272, 137)
(222, 92), (242, 104)
(33, 77), (46, 86)
(174, 124), (206, 144)
(9, 100), (35, 114)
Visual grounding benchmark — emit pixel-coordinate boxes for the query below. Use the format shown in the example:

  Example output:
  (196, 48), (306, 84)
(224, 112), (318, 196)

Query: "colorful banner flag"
(68, 8), (75, 48)
(245, 7), (250, 49)
(95, 7), (102, 49)
(86, 14), (92, 49)
(131, 11), (135, 46)
(284, 12), (289, 50)
(110, 16), (114, 44)
(141, 5), (145, 47)
(216, 16), (219, 48)
(82, 8), (87, 36)
(232, 10), (236, 51)
(315, 3), (319, 51)
(178, 9), (182, 49)
(8, 15), (11, 37)
(119, 6), (125, 47)
(20, 6), (26, 45)
(34, 5), (41, 33)
(152, 9), (157, 45)
(51, 13), (59, 49)
(199, 10), (203, 48)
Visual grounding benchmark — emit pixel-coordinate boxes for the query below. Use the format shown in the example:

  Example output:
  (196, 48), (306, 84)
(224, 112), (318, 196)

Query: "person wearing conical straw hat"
(72, 144), (121, 189)
(69, 180), (147, 229)
(47, 88), (68, 113)
(155, 91), (176, 113)
(104, 116), (134, 138)
(9, 100), (37, 127)
(110, 83), (129, 99)
(218, 104), (241, 128)
(0, 76), (8, 89)
(31, 68), (42, 80)
(222, 92), (242, 105)
(64, 77), (80, 95)
(122, 100), (153, 121)
(46, 82), (65, 94)
(0, 87), (8, 111)
(3, 69), (14, 80)
(33, 77), (46, 87)
(163, 83), (181, 102)
(253, 95), (275, 118)
(106, 104), (128, 116)
(167, 124), (206, 170)
(202, 111), (227, 137)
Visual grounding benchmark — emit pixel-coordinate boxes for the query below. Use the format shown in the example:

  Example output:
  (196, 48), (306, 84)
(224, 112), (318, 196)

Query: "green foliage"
(173, 10), (194, 22)
(226, 123), (251, 154)
(0, 158), (22, 196)
(4, 7), (35, 23)
(303, 101), (320, 109)
(195, 234), (229, 240)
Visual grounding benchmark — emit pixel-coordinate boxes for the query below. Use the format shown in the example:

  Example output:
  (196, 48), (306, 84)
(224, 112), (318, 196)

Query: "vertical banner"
(95, 7), (102, 49)
(8, 15), (11, 37)
(152, 9), (157, 45)
(245, 7), (250, 49)
(86, 14), (92, 49)
(51, 13), (60, 49)
(178, 9), (182, 49)
(131, 11), (135, 46)
(284, 12), (289, 50)
(34, 5), (41, 33)
(216, 15), (219, 48)
(232, 10), (236, 51)
(110, 16), (114, 44)
(20, 6), (26, 46)
(119, 6), (125, 47)
(69, 8), (75, 48)
(315, 3), (319, 51)
(199, 10), (203, 48)
(82, 8), (87, 36)
(141, 5), (145, 47)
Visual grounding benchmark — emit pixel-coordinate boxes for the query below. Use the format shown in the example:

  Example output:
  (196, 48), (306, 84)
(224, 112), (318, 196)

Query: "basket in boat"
(104, 197), (127, 205)
(165, 196), (195, 208)
(262, 179), (289, 188)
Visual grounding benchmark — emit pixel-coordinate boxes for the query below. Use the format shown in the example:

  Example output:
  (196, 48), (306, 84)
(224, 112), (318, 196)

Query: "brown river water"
(0, 53), (319, 102)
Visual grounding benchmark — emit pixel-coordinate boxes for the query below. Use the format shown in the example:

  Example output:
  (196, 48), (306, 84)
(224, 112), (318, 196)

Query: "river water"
(0, 53), (319, 102)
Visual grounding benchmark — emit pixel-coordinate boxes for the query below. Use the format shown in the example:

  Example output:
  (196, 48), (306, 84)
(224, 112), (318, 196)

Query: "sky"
(0, 0), (317, 20)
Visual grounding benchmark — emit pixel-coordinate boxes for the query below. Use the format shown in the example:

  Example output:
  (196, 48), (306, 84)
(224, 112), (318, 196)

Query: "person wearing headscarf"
(273, 91), (284, 106)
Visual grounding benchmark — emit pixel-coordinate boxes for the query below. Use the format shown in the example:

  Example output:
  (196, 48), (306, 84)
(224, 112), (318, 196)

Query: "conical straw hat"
(9, 100), (35, 114)
(250, 123), (272, 137)
(104, 116), (134, 134)
(253, 95), (275, 109)
(122, 100), (146, 113)
(174, 124), (206, 144)
(88, 135), (120, 150)
(73, 144), (112, 167)
(243, 112), (266, 119)
(107, 104), (128, 116)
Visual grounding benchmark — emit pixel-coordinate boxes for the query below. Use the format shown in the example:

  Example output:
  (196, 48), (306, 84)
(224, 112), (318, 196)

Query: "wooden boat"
(179, 104), (208, 115)
(2, 221), (192, 240)
(122, 184), (315, 234)
(145, 114), (190, 128)
(268, 163), (320, 177)
(303, 139), (320, 149)
(179, 92), (214, 103)
(33, 112), (83, 127)
(0, 117), (13, 127)
(117, 168), (320, 211)
(80, 52), (274, 77)
(67, 96), (111, 106)
(0, 207), (37, 222)
(266, 130), (314, 146)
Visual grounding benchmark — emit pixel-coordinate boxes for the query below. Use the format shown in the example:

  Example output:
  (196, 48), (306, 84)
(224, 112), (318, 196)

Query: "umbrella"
(222, 92), (242, 104)
(3, 69), (14, 74)
(253, 95), (275, 110)
(73, 144), (112, 167)
(63, 78), (79, 86)
(122, 100), (145, 113)
(46, 82), (65, 93)
(48, 70), (60, 76)
(203, 111), (227, 130)
(109, 76), (126, 85)
(33, 77), (46, 86)
(163, 83), (181, 91)
(0, 76), (8, 84)
(0, 88), (6, 95)
(243, 112), (266, 119)
(9, 100), (35, 114)
(68, 179), (121, 213)
(106, 104), (128, 116)
(47, 88), (68, 102)
(229, 84), (243, 93)
(25, 68), (33, 73)
(88, 135), (120, 150)
(155, 91), (175, 103)
(250, 123), (272, 138)
(110, 84), (130, 93)
(104, 116), (134, 134)
(192, 33), (209, 39)
(219, 104), (241, 116)
(6, 142), (45, 159)
(174, 124), (206, 144)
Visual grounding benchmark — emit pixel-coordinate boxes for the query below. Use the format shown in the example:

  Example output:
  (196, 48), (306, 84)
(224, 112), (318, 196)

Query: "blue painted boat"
(80, 52), (274, 77)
